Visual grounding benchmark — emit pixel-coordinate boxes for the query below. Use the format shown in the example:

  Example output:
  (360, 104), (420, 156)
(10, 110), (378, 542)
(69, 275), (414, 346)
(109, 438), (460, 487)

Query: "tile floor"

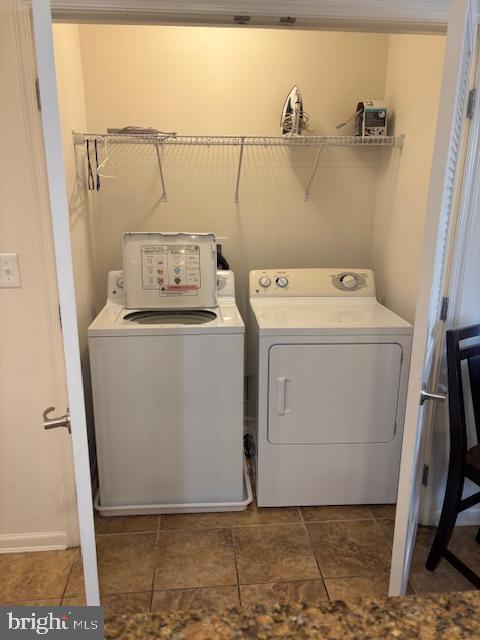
(0, 503), (477, 618)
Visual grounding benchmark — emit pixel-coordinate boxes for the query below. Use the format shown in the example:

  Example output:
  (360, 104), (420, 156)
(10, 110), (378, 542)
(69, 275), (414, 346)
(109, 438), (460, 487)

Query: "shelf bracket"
(304, 145), (323, 201)
(154, 142), (168, 202)
(234, 137), (245, 203)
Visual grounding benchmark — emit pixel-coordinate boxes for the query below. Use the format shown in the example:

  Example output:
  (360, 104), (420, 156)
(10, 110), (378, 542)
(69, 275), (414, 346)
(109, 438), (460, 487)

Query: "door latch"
(43, 406), (71, 433)
(419, 383), (447, 406)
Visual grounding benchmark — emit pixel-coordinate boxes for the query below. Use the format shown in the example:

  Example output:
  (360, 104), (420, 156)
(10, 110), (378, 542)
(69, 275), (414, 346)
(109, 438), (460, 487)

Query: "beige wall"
(59, 25), (390, 319)
(0, 2), (73, 550)
(78, 26), (389, 137)
(370, 34), (446, 323)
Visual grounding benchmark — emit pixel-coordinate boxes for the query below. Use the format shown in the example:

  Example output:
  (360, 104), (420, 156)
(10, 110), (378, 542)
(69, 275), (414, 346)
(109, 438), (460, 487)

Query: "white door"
(268, 343), (402, 445)
(30, 0), (100, 605)
(389, 0), (477, 596)
(419, 35), (480, 528)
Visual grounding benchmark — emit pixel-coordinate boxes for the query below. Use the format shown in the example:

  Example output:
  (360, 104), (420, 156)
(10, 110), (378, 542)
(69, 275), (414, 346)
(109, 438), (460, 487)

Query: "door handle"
(419, 383), (447, 406)
(43, 406), (71, 433)
(277, 377), (288, 415)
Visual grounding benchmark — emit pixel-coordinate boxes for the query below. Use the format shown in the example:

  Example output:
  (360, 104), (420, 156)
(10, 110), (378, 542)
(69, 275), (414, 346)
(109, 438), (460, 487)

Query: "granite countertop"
(105, 590), (480, 639)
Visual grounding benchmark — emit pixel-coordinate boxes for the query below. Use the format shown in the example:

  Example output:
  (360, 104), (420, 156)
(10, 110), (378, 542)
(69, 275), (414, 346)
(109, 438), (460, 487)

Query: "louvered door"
(389, 0), (477, 596)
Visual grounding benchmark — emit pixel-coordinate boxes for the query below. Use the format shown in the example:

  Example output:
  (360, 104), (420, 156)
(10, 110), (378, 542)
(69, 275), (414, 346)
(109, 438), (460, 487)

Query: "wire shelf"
(73, 132), (405, 148)
(74, 131), (405, 203)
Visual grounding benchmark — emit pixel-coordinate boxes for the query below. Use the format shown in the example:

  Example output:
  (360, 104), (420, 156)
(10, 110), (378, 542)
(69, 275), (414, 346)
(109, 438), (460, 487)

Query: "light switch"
(0, 253), (21, 288)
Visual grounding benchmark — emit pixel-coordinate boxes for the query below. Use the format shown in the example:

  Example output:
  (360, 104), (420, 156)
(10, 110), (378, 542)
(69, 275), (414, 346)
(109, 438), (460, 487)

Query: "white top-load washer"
(249, 268), (413, 507)
(88, 233), (249, 516)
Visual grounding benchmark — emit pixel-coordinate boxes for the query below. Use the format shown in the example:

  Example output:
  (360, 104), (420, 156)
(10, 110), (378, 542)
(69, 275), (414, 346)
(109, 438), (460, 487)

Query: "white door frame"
(31, 0), (100, 606)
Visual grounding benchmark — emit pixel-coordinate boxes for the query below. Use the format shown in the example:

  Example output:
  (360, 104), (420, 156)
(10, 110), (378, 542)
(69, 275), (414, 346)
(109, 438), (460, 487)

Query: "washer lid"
(250, 297), (412, 336)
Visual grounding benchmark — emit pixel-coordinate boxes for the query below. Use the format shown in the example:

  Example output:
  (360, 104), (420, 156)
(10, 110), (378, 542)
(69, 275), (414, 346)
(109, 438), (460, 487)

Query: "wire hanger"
(96, 139), (119, 180)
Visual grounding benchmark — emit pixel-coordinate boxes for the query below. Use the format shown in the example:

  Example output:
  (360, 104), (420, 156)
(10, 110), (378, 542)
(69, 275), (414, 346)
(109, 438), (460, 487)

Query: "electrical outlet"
(0, 253), (21, 288)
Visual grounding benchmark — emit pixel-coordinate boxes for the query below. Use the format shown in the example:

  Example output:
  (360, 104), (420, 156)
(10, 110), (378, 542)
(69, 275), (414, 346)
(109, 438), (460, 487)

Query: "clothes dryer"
(249, 268), (412, 506)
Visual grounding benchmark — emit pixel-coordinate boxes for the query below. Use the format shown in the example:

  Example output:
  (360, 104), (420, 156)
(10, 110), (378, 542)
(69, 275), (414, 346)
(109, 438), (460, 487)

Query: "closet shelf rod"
(73, 132), (405, 148)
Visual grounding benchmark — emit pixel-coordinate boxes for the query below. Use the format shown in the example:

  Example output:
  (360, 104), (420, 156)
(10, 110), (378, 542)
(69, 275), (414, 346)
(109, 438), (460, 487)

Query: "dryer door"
(268, 343), (402, 445)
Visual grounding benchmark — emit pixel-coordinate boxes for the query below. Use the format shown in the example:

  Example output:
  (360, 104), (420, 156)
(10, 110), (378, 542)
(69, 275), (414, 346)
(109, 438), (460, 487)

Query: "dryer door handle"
(276, 377), (288, 415)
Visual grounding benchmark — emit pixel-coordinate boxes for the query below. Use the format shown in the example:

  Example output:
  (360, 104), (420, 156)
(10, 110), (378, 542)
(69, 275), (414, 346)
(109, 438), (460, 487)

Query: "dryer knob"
(259, 276), (271, 288)
(276, 276), (289, 288)
(341, 274), (358, 289)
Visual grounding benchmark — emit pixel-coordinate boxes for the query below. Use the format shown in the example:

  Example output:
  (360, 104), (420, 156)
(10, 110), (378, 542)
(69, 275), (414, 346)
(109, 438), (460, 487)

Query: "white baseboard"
(455, 506), (480, 526)
(429, 506), (480, 527)
(0, 531), (68, 554)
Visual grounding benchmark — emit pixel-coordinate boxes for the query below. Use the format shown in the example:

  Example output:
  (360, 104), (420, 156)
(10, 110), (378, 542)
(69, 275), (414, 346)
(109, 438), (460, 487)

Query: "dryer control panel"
(249, 268), (376, 297)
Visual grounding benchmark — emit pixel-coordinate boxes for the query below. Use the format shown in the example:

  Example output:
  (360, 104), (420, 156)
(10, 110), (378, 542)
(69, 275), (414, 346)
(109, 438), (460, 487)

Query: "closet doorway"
(15, 0), (479, 606)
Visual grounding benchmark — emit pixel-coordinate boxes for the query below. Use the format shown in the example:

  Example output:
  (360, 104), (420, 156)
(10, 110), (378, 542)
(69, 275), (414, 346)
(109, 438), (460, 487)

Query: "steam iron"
(280, 86), (308, 135)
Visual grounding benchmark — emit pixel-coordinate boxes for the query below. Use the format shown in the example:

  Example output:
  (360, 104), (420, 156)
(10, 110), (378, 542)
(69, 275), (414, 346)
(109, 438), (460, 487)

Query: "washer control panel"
(123, 232), (217, 309)
(250, 268), (375, 297)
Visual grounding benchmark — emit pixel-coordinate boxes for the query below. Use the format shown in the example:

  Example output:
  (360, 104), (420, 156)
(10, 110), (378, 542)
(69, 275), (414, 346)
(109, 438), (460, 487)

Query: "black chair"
(426, 323), (480, 588)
